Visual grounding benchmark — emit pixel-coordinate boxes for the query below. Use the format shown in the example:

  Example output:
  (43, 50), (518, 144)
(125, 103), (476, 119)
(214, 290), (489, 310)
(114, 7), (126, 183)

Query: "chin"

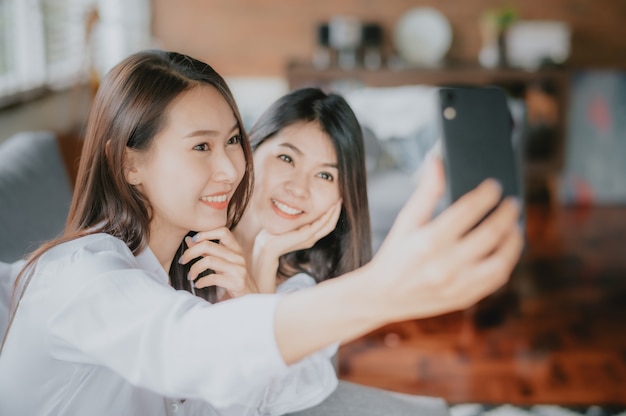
(261, 208), (307, 234)
(194, 216), (229, 233)
(264, 219), (302, 235)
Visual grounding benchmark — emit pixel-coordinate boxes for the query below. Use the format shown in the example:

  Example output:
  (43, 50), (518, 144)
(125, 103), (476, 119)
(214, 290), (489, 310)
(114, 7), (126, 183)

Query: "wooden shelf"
(287, 61), (569, 90)
(286, 61), (571, 194)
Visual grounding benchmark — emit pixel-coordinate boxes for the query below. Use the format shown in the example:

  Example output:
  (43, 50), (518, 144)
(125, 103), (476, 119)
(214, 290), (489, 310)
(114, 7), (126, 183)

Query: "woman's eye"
(193, 143), (210, 151)
(318, 172), (334, 181)
(227, 134), (242, 145)
(278, 154), (293, 164)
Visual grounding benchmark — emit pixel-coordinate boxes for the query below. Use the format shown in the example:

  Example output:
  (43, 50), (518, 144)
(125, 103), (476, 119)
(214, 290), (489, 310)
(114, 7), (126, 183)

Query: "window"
(0, 0), (152, 107)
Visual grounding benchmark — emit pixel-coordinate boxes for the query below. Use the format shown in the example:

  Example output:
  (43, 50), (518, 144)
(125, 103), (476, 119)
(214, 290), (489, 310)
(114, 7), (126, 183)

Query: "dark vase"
(497, 30), (509, 68)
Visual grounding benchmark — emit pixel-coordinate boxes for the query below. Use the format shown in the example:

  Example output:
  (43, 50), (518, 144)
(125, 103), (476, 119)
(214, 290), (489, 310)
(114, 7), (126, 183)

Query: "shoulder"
(276, 272), (317, 294)
(38, 233), (137, 278)
(53, 233), (131, 255)
(27, 234), (169, 306)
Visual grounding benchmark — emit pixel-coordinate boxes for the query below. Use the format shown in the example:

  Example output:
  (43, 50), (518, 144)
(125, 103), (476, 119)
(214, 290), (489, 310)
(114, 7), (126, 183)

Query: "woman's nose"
(284, 173), (310, 198)
(212, 152), (240, 183)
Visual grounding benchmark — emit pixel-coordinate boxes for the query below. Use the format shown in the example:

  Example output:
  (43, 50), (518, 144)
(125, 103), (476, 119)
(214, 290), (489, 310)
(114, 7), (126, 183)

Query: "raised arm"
(274, 157), (523, 364)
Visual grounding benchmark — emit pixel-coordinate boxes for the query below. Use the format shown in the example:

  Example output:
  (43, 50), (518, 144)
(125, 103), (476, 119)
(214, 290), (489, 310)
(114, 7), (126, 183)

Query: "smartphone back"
(438, 86), (521, 206)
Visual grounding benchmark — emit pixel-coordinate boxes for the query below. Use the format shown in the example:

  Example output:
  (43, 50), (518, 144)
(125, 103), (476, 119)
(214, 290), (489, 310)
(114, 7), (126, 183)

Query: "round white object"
(393, 7), (452, 66)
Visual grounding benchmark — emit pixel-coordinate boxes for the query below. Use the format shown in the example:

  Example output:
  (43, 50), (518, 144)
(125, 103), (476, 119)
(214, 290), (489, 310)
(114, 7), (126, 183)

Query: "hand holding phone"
(437, 86), (522, 209)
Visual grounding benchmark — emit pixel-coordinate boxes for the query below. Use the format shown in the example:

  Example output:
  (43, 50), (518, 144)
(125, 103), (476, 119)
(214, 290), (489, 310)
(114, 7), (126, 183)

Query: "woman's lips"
(271, 198), (304, 219)
(200, 193), (229, 210)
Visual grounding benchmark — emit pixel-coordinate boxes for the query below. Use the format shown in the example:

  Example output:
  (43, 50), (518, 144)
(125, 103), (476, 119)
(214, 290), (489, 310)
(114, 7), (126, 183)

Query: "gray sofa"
(0, 131), (73, 263)
(0, 130), (73, 335)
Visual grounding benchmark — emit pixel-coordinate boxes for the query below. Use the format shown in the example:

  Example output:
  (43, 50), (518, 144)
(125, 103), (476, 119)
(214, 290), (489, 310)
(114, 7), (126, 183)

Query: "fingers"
(471, 220), (525, 284)
(179, 228), (258, 297)
(452, 222), (524, 308)
(453, 197), (522, 263)
(369, 179), (523, 321)
(379, 222), (523, 321)
(426, 178), (503, 249)
(423, 197), (522, 298)
(257, 199), (343, 256)
(190, 253), (258, 297)
(388, 156), (445, 238)
(187, 254), (242, 283)
(309, 200), (342, 242)
(286, 199), (341, 243)
(195, 272), (254, 297)
(188, 254), (257, 296)
(432, 206), (524, 310)
(180, 228), (244, 267)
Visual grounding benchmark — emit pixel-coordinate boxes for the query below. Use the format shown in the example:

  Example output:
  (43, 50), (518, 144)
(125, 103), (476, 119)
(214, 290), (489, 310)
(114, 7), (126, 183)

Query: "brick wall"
(152, 0), (626, 77)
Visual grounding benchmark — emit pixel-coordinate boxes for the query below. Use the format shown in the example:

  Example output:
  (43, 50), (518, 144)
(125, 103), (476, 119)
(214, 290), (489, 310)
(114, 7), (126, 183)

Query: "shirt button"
(170, 402), (179, 413)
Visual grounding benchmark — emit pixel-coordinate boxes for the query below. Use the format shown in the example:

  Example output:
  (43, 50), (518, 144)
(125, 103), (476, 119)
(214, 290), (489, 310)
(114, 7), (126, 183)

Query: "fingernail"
(187, 272), (194, 281)
(427, 141), (442, 160)
(489, 179), (503, 193)
(178, 256), (185, 264)
(191, 234), (199, 242)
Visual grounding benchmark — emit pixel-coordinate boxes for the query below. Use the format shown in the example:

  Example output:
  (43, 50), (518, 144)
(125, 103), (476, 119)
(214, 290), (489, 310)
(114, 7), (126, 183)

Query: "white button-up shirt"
(0, 234), (337, 415)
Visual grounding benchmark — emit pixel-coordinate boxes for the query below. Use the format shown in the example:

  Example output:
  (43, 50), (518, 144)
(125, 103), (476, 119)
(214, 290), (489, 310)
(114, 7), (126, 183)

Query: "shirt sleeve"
(250, 273), (339, 416)
(43, 237), (287, 409)
(0, 259), (26, 336)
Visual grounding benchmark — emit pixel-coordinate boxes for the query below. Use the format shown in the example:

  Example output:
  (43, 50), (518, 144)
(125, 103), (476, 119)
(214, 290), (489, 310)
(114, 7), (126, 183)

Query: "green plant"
(483, 6), (518, 32)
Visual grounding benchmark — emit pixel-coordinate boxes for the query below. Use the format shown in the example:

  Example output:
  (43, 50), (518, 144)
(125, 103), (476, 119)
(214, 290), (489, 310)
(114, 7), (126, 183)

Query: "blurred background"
(1, 0), (625, 203)
(1, 0), (625, 408)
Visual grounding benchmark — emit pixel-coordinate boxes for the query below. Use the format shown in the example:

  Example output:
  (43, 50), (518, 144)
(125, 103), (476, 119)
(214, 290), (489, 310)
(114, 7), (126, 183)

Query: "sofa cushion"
(0, 131), (73, 262)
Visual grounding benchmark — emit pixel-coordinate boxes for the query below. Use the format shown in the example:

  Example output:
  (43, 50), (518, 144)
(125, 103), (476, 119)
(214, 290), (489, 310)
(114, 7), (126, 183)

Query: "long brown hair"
(248, 87), (372, 282)
(10, 50), (254, 309)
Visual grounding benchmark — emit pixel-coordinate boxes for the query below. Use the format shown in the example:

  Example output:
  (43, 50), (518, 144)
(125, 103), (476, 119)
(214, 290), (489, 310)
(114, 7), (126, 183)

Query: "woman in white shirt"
(0, 49), (523, 416)
(230, 88), (373, 413)
(234, 88), (373, 294)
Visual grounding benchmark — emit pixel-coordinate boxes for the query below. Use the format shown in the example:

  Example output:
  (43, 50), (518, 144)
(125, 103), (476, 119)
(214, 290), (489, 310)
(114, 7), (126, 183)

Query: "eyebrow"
(278, 142), (338, 169)
(184, 123), (239, 139)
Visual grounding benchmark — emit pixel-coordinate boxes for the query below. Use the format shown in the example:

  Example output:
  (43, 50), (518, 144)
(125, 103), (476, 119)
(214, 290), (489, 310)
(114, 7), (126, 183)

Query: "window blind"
(0, 0), (151, 107)
(0, 0), (47, 102)
(42, 0), (93, 88)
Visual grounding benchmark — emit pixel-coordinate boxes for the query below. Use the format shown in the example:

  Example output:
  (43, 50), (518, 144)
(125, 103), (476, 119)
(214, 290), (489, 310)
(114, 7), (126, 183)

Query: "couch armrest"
(0, 131), (73, 262)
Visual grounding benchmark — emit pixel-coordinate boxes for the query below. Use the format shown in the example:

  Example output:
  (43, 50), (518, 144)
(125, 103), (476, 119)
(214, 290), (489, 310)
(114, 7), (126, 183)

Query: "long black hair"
(248, 87), (372, 282)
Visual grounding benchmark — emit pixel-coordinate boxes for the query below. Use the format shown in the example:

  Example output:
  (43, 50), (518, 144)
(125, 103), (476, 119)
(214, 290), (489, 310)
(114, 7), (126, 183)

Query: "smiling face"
(251, 121), (341, 235)
(127, 85), (246, 245)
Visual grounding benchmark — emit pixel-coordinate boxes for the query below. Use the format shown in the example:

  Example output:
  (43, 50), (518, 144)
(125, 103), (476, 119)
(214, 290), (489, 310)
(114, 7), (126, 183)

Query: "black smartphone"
(437, 86), (522, 210)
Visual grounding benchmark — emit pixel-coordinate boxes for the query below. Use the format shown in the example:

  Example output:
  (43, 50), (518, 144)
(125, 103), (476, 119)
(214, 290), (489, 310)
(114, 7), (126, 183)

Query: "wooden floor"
(338, 203), (626, 406)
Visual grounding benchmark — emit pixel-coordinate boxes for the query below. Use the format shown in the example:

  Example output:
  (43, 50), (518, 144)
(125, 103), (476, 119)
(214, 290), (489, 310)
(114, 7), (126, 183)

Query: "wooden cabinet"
(286, 61), (570, 199)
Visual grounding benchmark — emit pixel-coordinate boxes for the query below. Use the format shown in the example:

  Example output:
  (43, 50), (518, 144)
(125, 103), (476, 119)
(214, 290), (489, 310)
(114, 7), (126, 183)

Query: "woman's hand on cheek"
(368, 156), (524, 323)
(180, 227), (259, 300)
(256, 200), (342, 256)
(251, 201), (342, 293)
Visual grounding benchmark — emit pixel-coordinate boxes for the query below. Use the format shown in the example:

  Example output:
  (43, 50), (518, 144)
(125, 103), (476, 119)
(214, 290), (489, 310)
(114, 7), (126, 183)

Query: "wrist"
(253, 252), (280, 294)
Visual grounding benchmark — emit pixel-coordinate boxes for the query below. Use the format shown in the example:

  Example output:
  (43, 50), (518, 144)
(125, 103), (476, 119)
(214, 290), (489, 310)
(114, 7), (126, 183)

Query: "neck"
(147, 224), (188, 275)
(232, 209), (263, 270)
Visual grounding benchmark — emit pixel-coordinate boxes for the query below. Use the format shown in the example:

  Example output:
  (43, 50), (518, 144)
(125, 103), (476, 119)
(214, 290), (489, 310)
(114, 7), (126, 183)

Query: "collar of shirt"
(135, 246), (169, 285)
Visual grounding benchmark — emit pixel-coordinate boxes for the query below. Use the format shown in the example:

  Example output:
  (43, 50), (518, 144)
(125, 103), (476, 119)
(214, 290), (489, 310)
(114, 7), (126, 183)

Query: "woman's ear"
(121, 144), (142, 186)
